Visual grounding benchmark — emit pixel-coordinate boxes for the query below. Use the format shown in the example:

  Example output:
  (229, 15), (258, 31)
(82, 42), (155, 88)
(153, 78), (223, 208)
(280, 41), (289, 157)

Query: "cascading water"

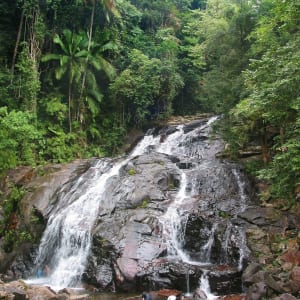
(28, 134), (159, 290)
(199, 271), (218, 300)
(30, 159), (127, 289)
(161, 171), (190, 261)
(151, 116), (251, 297)
(27, 115), (252, 297)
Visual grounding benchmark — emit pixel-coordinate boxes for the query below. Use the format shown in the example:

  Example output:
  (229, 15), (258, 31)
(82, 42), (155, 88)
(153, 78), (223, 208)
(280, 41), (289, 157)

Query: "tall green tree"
(42, 27), (116, 131)
(194, 0), (256, 113)
(14, 43), (40, 113)
(229, 0), (300, 202)
(79, 0), (119, 99)
(42, 29), (88, 132)
(0, 107), (41, 172)
(110, 48), (182, 125)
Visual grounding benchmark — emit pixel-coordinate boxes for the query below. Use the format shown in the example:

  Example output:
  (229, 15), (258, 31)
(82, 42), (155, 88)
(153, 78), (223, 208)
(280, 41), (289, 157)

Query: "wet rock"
(117, 258), (138, 280)
(83, 236), (115, 290)
(176, 162), (194, 169)
(102, 153), (181, 211)
(0, 159), (97, 278)
(209, 269), (243, 295)
(184, 214), (242, 266)
(22, 159), (97, 218)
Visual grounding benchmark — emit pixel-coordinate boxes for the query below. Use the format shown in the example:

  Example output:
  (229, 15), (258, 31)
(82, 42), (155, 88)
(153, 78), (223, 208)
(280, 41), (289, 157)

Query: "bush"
(0, 108), (41, 172)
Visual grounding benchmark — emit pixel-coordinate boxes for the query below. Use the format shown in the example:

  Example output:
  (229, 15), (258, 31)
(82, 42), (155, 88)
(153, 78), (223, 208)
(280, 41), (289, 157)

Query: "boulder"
(290, 266), (300, 293)
(27, 285), (58, 299)
(242, 263), (262, 285)
(245, 282), (268, 300)
(273, 294), (297, 300)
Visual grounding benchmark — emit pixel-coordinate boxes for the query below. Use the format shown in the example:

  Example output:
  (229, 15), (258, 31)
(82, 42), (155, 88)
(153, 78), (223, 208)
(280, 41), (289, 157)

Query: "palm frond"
(53, 34), (68, 54)
(41, 53), (61, 62)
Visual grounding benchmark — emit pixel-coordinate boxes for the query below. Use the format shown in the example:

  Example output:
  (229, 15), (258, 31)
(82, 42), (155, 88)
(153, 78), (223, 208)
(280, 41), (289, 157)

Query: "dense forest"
(0, 0), (299, 207)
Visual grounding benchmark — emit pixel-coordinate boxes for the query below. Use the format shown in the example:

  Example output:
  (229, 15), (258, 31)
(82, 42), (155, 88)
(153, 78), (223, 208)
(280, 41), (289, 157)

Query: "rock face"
(0, 116), (299, 300)
(240, 204), (300, 299)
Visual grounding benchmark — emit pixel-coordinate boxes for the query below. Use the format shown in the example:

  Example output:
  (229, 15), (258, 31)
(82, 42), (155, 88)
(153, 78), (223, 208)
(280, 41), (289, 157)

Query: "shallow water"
(89, 292), (166, 300)
(89, 293), (137, 299)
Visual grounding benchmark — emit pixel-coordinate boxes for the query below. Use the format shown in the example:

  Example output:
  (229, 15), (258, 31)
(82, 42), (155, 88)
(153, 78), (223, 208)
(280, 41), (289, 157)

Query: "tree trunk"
(11, 9), (25, 80)
(280, 127), (285, 145)
(68, 82), (72, 133)
(261, 127), (269, 164)
(28, 7), (41, 114)
(78, 0), (95, 123)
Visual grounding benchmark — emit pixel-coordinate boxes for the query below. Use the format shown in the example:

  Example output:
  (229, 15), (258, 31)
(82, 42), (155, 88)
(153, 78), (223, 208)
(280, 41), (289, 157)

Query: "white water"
(199, 272), (218, 300)
(157, 125), (184, 155)
(202, 223), (218, 262)
(29, 160), (129, 289)
(232, 168), (250, 270)
(232, 169), (248, 213)
(161, 171), (191, 262)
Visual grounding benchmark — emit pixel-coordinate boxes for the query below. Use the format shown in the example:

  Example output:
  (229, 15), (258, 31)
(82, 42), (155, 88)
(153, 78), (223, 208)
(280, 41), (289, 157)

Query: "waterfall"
(26, 115), (252, 295)
(31, 159), (130, 289)
(28, 130), (162, 290)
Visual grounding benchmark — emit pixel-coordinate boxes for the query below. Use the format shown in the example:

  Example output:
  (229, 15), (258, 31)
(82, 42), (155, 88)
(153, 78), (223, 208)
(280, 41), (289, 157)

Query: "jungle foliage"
(0, 0), (299, 204)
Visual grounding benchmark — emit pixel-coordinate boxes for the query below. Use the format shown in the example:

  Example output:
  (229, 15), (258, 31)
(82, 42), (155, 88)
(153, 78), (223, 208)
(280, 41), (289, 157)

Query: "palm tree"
(42, 29), (116, 132)
(79, 0), (119, 99)
(78, 37), (116, 128)
(42, 29), (91, 132)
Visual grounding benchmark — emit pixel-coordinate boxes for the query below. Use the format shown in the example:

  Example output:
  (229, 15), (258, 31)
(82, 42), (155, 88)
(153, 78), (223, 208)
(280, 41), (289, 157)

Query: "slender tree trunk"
(261, 127), (269, 164)
(78, 0), (95, 123)
(28, 7), (41, 114)
(280, 127), (285, 145)
(87, 1), (95, 53)
(68, 82), (72, 133)
(11, 9), (25, 80)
